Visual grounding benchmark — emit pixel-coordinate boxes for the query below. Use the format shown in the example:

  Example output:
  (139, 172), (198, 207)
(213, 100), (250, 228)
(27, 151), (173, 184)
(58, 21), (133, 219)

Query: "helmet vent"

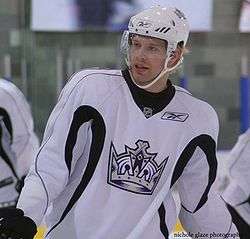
(155, 27), (170, 34)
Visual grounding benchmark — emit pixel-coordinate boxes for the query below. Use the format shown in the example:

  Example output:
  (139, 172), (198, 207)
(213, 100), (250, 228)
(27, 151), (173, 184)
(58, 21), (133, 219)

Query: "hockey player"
(0, 78), (39, 209)
(0, 6), (239, 239)
(222, 129), (250, 239)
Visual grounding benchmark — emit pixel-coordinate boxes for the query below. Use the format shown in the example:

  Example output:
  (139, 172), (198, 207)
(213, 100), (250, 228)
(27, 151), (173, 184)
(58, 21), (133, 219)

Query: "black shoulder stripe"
(0, 128), (17, 178)
(47, 105), (106, 235)
(0, 107), (18, 178)
(0, 107), (13, 141)
(226, 203), (248, 235)
(158, 203), (169, 238)
(171, 134), (217, 213)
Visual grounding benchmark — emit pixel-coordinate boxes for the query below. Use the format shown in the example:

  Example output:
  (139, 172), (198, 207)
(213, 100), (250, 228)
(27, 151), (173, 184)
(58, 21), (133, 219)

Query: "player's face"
(129, 35), (167, 87)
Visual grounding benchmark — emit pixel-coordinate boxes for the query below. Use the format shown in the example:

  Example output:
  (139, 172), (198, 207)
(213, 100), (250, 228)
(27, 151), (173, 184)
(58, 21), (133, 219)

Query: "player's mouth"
(134, 64), (149, 74)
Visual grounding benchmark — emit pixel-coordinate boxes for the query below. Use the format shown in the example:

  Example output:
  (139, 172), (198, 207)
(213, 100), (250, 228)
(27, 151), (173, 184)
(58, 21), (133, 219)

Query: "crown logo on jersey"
(107, 140), (168, 195)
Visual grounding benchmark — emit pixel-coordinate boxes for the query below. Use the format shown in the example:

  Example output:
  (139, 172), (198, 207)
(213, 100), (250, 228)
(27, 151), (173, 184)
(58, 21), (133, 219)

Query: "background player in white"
(222, 129), (250, 238)
(0, 6), (238, 239)
(0, 78), (39, 208)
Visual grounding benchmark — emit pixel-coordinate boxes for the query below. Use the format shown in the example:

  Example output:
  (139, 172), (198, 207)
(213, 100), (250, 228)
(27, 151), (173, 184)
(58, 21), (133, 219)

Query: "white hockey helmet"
(121, 6), (190, 89)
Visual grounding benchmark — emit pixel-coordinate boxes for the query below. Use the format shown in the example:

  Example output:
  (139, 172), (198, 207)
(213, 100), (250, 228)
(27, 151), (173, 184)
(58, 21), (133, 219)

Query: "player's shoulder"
(59, 68), (123, 104)
(174, 85), (217, 118)
(0, 78), (18, 94)
(174, 85), (218, 133)
(244, 128), (250, 138)
(0, 78), (25, 102)
(67, 68), (122, 87)
(0, 79), (32, 121)
(238, 128), (250, 144)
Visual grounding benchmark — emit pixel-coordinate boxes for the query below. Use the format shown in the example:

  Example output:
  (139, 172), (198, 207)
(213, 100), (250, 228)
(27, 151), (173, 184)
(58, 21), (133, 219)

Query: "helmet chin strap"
(127, 55), (183, 90)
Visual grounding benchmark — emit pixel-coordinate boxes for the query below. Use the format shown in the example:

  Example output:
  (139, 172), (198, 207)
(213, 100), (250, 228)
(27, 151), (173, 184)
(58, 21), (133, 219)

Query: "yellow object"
(174, 219), (185, 232)
(33, 221), (184, 239)
(34, 226), (46, 239)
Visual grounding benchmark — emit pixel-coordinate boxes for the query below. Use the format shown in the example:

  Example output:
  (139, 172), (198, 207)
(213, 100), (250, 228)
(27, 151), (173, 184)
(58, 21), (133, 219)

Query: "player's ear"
(167, 46), (182, 69)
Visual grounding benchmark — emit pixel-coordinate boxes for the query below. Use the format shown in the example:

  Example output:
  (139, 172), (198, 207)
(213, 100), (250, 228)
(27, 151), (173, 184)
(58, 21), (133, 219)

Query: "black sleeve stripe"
(64, 105), (105, 174)
(237, 195), (250, 206)
(181, 203), (192, 213)
(0, 107), (18, 179)
(0, 107), (13, 141)
(158, 203), (169, 239)
(226, 203), (249, 236)
(170, 134), (217, 213)
(0, 127), (17, 178)
(47, 105), (106, 236)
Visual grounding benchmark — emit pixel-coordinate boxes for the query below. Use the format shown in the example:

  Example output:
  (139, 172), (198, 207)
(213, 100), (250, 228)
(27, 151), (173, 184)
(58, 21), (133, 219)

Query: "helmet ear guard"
(120, 30), (130, 70)
(120, 6), (190, 89)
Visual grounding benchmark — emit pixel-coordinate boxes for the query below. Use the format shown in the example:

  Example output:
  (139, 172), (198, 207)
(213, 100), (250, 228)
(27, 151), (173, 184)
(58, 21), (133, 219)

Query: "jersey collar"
(122, 69), (176, 118)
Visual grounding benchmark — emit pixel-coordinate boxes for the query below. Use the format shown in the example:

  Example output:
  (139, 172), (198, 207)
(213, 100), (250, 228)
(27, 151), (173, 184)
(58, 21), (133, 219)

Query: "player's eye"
(150, 46), (157, 51)
(132, 41), (141, 47)
(148, 46), (159, 52)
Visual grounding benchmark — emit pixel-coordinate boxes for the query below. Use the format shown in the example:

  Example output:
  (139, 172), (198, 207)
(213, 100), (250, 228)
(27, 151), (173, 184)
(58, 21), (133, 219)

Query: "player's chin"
(131, 69), (154, 85)
(134, 77), (154, 87)
(132, 71), (149, 82)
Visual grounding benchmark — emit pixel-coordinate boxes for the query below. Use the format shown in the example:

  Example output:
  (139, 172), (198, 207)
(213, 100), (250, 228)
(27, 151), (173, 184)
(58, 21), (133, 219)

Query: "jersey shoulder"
(58, 68), (125, 107)
(61, 68), (123, 95)
(0, 78), (22, 98)
(66, 68), (123, 87)
(0, 78), (29, 108)
(174, 85), (219, 134)
(237, 128), (250, 145)
(0, 79), (34, 129)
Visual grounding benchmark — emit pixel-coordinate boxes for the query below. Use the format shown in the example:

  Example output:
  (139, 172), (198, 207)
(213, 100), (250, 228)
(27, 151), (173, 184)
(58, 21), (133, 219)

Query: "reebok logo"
(161, 111), (189, 122)
(137, 20), (152, 28)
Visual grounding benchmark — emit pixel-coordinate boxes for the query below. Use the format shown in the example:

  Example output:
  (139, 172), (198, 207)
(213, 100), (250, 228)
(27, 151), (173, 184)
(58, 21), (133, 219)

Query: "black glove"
(0, 208), (37, 239)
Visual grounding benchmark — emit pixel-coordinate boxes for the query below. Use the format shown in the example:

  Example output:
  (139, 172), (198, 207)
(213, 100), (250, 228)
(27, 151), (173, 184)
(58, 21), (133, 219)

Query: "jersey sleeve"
(175, 106), (238, 237)
(0, 84), (39, 178)
(0, 103), (17, 182)
(17, 72), (98, 225)
(222, 129), (250, 224)
(0, 96), (15, 168)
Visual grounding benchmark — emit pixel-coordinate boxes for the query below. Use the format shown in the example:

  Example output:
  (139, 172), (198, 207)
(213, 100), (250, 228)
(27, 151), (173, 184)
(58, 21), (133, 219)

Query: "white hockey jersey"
(17, 69), (238, 239)
(0, 78), (39, 207)
(222, 129), (250, 225)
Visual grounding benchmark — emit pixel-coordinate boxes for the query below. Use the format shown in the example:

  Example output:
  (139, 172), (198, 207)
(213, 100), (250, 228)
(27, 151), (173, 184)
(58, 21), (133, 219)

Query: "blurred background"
(0, 0), (249, 149)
